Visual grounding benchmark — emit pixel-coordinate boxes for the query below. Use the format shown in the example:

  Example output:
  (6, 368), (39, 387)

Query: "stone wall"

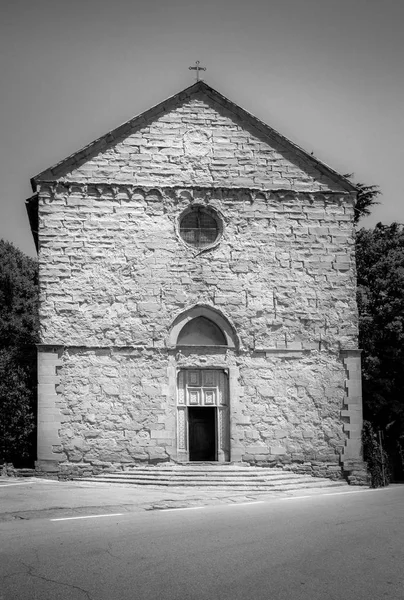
(57, 348), (172, 469)
(33, 87), (362, 478)
(36, 186), (357, 351)
(43, 345), (348, 479)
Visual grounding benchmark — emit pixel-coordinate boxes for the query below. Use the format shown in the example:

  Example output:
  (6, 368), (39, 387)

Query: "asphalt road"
(1, 487), (403, 600)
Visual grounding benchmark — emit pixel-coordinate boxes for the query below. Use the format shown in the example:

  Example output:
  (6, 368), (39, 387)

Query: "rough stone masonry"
(26, 81), (366, 483)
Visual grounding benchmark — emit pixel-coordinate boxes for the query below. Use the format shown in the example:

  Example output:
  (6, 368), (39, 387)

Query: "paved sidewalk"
(0, 475), (377, 522)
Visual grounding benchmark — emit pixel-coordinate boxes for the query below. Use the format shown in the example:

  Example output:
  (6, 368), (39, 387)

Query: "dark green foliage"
(0, 240), (38, 466)
(0, 240), (38, 348)
(344, 174), (381, 224)
(356, 223), (404, 480)
(0, 350), (35, 463)
(362, 421), (390, 487)
(354, 182), (381, 224)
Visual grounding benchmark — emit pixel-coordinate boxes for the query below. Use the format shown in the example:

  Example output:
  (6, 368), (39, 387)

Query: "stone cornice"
(36, 181), (354, 203)
(340, 348), (363, 357)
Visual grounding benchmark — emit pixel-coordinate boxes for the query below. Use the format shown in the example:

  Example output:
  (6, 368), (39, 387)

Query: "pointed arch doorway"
(170, 306), (236, 463)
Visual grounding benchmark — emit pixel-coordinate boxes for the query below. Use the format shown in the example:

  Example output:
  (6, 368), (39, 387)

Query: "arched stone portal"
(167, 305), (239, 349)
(169, 306), (235, 463)
(177, 316), (227, 346)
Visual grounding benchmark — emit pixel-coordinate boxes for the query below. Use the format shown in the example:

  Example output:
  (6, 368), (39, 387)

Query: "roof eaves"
(25, 193), (39, 251)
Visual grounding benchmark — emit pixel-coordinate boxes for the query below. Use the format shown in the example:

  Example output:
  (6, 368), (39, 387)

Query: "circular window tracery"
(179, 206), (221, 249)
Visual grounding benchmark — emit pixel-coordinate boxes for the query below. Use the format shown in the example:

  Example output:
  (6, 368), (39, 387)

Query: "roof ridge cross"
(189, 60), (206, 82)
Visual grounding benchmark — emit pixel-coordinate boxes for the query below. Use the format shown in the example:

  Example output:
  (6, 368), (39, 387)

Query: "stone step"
(124, 467), (299, 473)
(76, 465), (347, 491)
(120, 466), (339, 475)
(77, 476), (346, 491)
(88, 473), (327, 483)
(99, 469), (341, 481)
(120, 469), (321, 477)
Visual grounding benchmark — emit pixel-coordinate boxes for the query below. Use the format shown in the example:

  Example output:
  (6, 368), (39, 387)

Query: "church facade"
(26, 81), (364, 480)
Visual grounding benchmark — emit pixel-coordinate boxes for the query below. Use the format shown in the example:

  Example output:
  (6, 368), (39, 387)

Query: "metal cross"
(189, 60), (206, 82)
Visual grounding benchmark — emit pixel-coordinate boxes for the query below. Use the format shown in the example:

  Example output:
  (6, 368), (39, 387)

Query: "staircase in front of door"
(76, 464), (348, 492)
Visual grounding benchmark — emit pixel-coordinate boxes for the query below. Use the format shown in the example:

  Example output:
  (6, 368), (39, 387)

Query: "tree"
(354, 182), (381, 224)
(344, 174), (381, 224)
(0, 350), (35, 464)
(0, 240), (38, 348)
(0, 240), (38, 466)
(356, 223), (404, 479)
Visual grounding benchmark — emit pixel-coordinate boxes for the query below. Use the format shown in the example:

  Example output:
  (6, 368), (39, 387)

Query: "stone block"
(341, 410), (362, 424)
(84, 430), (102, 438)
(343, 423), (361, 433)
(247, 445), (269, 454)
(102, 384), (120, 396)
(342, 440), (362, 459)
(137, 302), (161, 314)
(150, 430), (174, 439)
(345, 394), (361, 405)
(38, 383), (59, 395)
(274, 429), (288, 439)
(35, 460), (61, 472)
(148, 449), (168, 460)
(269, 446), (286, 455)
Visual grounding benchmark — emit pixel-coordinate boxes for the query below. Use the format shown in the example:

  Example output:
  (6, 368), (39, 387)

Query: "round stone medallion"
(183, 129), (211, 157)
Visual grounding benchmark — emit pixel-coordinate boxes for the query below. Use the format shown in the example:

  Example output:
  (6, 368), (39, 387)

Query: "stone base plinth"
(343, 460), (369, 486)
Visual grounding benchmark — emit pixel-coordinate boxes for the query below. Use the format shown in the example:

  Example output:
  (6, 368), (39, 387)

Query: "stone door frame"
(176, 367), (230, 463)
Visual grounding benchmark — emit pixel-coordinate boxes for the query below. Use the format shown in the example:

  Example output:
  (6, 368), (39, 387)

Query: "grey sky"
(1, 0), (403, 257)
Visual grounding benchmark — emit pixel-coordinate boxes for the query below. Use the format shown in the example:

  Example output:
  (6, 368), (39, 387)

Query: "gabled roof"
(31, 81), (356, 193)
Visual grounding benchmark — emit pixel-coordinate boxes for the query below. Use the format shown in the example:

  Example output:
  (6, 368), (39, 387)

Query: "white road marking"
(162, 500), (265, 512)
(226, 501), (266, 507)
(0, 482), (37, 487)
(161, 506), (206, 512)
(160, 490), (387, 512)
(50, 513), (124, 521)
(282, 488), (387, 500)
(0, 479), (58, 487)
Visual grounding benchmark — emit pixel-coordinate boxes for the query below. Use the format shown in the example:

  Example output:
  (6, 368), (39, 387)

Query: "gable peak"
(31, 81), (356, 194)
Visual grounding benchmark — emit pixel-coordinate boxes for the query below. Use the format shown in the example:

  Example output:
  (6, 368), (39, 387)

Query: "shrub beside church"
(0, 240), (38, 468)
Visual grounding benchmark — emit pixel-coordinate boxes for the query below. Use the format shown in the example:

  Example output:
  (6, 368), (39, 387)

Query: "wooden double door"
(177, 369), (229, 462)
